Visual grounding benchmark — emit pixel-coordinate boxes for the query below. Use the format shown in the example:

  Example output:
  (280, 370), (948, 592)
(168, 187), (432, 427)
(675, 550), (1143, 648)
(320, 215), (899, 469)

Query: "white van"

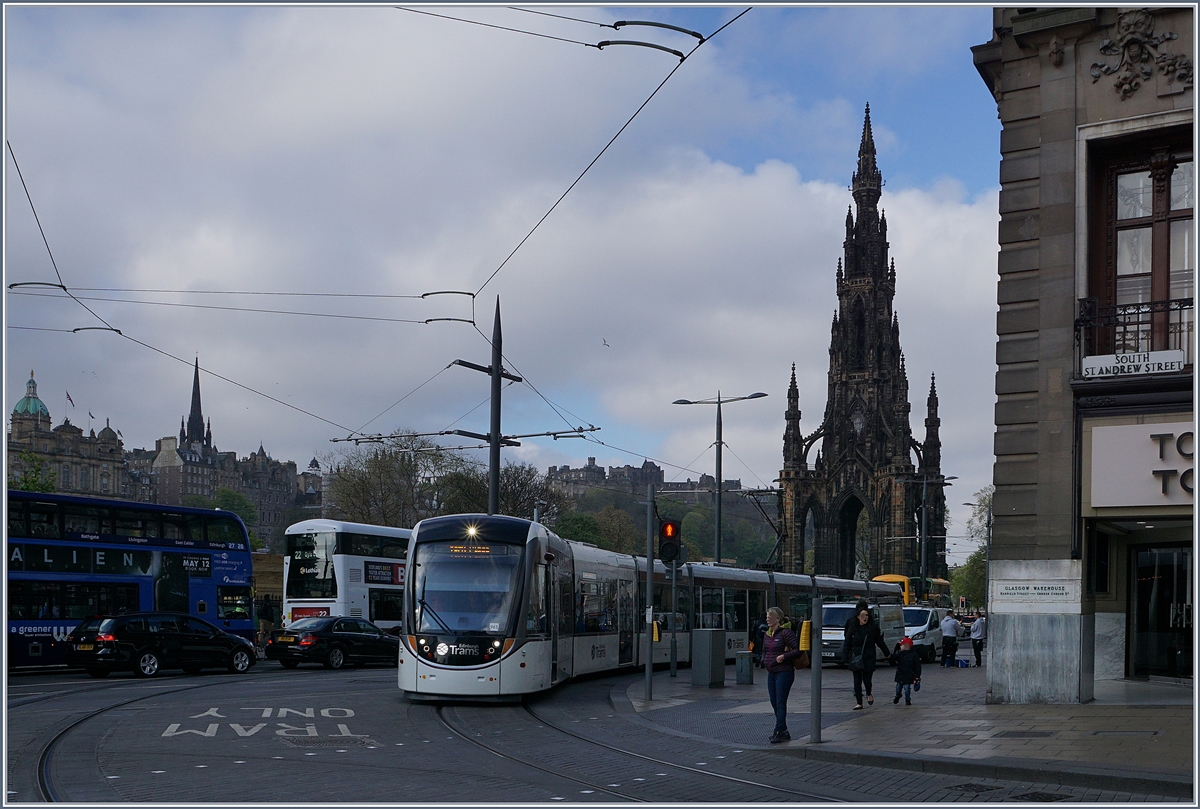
(818, 602), (906, 665)
(901, 605), (943, 662)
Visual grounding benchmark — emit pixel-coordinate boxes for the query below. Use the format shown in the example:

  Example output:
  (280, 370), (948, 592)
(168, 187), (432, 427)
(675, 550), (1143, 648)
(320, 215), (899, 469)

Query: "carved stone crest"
(1091, 9), (1193, 99)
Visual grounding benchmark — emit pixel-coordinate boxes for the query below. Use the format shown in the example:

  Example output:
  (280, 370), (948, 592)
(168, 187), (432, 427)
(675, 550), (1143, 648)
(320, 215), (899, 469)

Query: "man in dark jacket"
(750, 614), (768, 667)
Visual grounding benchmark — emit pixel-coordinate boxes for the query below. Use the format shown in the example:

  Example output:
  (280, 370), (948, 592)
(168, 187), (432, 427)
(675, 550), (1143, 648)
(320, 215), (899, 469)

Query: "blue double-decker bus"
(7, 490), (256, 668)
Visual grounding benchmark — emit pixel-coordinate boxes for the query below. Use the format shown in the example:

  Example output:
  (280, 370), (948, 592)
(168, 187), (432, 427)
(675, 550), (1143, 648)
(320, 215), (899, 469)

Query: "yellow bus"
(872, 575), (952, 607)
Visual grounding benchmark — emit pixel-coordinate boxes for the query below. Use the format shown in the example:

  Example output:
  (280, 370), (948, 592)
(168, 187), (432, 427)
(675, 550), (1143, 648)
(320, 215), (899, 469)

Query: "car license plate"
(76, 644), (94, 651)
(278, 636), (295, 643)
(822, 651), (835, 658)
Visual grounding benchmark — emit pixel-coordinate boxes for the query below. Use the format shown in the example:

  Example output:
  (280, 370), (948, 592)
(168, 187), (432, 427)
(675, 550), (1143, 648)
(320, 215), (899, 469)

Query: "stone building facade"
(7, 371), (127, 499)
(8, 362), (305, 543)
(547, 457), (665, 498)
(777, 108), (947, 583)
(973, 7), (1193, 702)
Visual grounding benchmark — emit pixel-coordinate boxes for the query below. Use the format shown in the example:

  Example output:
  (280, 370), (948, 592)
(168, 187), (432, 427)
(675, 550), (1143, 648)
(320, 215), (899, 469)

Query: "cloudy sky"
(5, 5), (1000, 563)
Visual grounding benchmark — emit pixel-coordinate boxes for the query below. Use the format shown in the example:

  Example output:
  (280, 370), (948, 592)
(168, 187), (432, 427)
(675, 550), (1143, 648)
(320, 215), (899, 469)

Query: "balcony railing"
(1076, 297), (1194, 377)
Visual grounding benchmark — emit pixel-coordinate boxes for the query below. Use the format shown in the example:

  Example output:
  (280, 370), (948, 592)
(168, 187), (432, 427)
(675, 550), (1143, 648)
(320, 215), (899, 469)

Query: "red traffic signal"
(658, 519), (681, 562)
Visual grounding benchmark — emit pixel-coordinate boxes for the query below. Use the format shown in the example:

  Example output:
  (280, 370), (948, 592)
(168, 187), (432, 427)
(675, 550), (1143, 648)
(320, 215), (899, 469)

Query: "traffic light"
(658, 519), (681, 562)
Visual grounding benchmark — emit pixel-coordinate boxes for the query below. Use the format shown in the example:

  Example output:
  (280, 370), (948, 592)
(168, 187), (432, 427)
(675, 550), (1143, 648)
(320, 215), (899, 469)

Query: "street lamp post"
(900, 472), (956, 602)
(672, 391), (767, 564)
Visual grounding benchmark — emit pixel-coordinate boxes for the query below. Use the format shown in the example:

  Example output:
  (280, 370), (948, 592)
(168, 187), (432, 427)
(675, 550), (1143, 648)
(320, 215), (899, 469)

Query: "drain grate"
(947, 783), (1001, 793)
(279, 736), (379, 748)
(995, 730), (1055, 738)
(1011, 791), (1066, 802)
(1094, 729), (1158, 736)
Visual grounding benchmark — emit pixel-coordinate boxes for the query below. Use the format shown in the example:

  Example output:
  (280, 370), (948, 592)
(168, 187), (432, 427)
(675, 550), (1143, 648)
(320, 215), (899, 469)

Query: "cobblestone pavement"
(623, 655), (1193, 801)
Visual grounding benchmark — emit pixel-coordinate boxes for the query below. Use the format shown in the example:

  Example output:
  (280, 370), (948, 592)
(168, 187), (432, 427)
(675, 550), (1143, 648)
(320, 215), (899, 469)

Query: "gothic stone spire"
(783, 364), (804, 471)
(186, 358), (205, 444)
(851, 103), (882, 213)
(922, 373), (941, 472)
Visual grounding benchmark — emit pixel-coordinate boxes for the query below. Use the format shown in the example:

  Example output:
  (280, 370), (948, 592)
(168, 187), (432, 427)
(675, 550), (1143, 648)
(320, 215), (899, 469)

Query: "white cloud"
(5, 6), (1000, 548)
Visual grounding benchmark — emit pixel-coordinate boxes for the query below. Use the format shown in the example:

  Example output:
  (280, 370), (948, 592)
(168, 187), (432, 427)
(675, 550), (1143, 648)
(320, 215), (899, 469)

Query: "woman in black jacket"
(843, 601), (892, 709)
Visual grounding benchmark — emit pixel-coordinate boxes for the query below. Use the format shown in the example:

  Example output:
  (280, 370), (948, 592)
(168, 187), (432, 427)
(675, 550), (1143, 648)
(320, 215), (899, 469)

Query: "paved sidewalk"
(621, 656), (1194, 800)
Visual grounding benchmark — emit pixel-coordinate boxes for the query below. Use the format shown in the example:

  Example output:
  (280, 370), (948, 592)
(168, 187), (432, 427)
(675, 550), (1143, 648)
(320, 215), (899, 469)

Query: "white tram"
(398, 514), (901, 700)
(283, 519), (411, 631)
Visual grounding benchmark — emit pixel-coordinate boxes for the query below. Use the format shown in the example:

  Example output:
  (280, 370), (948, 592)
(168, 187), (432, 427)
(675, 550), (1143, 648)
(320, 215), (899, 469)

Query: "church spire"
(185, 358), (205, 444)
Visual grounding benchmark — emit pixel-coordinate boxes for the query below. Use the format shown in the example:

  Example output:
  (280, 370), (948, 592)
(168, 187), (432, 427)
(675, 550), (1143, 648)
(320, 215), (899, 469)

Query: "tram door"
(618, 579), (635, 665)
(544, 564), (559, 683)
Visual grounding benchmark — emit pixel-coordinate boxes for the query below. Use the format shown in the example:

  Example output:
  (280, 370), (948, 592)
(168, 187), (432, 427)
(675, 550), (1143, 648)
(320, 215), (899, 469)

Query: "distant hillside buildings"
(6, 364), (321, 542)
(546, 456), (740, 503)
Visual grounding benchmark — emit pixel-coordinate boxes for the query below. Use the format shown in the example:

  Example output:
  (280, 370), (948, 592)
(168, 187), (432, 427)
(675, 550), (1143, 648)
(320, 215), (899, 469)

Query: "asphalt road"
(6, 664), (1182, 803)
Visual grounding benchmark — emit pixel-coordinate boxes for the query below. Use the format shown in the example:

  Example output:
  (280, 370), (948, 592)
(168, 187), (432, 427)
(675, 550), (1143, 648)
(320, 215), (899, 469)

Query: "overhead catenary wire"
(67, 287), (427, 299)
(9, 289), (428, 324)
(507, 7), (616, 29)
(396, 7), (601, 49)
(8, 141), (357, 437)
(474, 8), (752, 297)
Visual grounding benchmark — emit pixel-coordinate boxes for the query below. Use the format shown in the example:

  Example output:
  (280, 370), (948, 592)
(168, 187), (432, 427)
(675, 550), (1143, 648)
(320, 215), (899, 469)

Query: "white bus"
(282, 519), (412, 632)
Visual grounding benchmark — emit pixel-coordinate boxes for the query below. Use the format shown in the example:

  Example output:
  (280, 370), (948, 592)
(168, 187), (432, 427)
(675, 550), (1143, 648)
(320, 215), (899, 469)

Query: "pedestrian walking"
(970, 610), (987, 667)
(892, 637), (922, 705)
(939, 611), (962, 667)
(843, 601), (892, 709)
(761, 606), (801, 743)
(750, 613), (769, 667)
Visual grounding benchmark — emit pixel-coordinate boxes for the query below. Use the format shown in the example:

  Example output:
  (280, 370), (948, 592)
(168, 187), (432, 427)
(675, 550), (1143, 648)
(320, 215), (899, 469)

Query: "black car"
(266, 616), (399, 670)
(66, 612), (257, 678)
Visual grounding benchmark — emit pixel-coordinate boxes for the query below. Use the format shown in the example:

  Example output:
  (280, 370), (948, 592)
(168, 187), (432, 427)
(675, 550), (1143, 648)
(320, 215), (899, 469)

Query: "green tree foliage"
(183, 487), (264, 549)
(8, 451), (57, 493)
(552, 511), (602, 545)
(950, 485), (994, 608)
(594, 505), (640, 554)
(951, 544), (987, 609)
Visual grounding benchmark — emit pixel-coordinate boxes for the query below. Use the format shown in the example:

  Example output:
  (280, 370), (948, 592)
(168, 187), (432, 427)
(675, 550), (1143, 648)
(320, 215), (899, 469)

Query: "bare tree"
(437, 461), (570, 523)
(321, 432), (470, 528)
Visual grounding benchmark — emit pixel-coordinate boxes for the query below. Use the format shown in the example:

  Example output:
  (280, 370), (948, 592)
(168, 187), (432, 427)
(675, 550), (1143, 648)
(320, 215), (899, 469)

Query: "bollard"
(735, 650), (754, 685)
(810, 597), (823, 744)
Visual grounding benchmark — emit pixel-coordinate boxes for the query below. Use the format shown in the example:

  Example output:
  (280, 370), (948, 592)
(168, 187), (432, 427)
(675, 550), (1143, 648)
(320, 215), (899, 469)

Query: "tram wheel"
(228, 649), (253, 674)
(134, 650), (161, 678)
(324, 647), (346, 670)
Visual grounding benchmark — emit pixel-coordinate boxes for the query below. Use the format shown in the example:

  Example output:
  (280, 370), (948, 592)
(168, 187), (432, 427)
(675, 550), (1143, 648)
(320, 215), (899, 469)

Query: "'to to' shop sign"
(1091, 421), (1194, 507)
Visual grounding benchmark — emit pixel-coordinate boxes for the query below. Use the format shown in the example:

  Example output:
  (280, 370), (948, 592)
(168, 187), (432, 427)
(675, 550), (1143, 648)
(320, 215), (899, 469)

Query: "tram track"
(432, 704), (640, 802)
(522, 702), (845, 802)
(431, 699), (844, 803)
(27, 668), (304, 802)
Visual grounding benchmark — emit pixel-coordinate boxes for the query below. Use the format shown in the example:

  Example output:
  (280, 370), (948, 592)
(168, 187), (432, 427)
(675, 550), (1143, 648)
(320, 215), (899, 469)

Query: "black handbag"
(848, 653), (864, 671)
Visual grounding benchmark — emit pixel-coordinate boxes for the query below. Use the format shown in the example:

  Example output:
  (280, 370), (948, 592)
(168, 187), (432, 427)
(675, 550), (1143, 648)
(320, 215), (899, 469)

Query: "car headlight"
(911, 631), (926, 640)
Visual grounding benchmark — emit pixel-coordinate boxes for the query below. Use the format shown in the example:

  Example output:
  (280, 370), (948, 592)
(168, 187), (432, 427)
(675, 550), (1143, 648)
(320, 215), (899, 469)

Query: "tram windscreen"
(412, 541), (523, 634)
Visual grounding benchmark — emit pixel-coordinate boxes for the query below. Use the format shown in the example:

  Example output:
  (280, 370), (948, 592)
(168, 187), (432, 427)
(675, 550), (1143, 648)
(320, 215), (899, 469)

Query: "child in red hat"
(893, 636), (922, 705)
